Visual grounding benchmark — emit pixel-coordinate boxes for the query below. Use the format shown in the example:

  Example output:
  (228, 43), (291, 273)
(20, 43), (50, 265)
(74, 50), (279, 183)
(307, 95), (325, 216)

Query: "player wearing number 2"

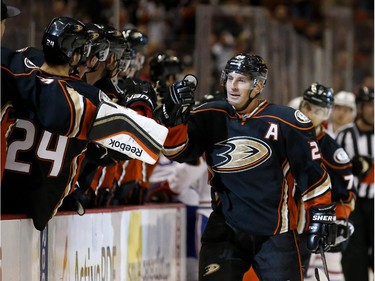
(297, 83), (356, 278)
(160, 53), (336, 280)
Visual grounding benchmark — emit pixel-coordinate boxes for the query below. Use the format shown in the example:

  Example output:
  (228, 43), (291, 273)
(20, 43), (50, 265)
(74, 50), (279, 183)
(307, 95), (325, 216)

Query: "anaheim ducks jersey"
(1, 47), (97, 183)
(163, 99), (332, 235)
(297, 129), (356, 233)
(1, 51), (101, 230)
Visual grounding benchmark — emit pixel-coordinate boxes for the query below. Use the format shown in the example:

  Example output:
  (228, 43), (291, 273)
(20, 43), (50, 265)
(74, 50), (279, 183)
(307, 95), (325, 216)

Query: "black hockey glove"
(59, 183), (95, 215)
(154, 74), (197, 127)
(120, 78), (157, 117)
(351, 155), (373, 179)
(85, 143), (117, 167)
(307, 203), (337, 253)
(328, 219), (355, 252)
(154, 80), (168, 104)
(112, 181), (147, 206)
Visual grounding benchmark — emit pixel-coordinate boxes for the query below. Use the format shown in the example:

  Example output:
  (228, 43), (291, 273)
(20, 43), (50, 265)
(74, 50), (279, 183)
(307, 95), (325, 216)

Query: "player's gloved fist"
(154, 75), (197, 127)
(121, 78), (157, 117)
(328, 219), (355, 252)
(168, 78), (196, 106)
(351, 155), (373, 178)
(59, 183), (94, 216)
(307, 203), (337, 253)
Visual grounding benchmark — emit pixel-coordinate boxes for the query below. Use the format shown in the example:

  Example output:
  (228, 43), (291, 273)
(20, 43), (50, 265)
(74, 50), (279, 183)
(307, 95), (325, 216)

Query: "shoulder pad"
(262, 103), (313, 129)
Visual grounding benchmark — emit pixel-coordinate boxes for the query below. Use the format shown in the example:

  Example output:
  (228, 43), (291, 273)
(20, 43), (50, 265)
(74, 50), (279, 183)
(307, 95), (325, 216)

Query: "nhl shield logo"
(295, 110), (311, 123)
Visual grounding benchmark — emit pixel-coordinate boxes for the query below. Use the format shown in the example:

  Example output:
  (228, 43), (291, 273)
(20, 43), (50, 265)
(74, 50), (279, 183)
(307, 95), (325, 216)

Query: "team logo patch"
(203, 263), (220, 276)
(295, 110), (311, 123)
(24, 57), (38, 69)
(213, 136), (271, 173)
(333, 148), (350, 164)
(74, 24), (83, 32)
(90, 32), (100, 41)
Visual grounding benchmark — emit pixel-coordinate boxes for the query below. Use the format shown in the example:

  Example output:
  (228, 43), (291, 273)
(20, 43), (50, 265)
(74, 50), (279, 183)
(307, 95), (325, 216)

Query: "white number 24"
(5, 119), (68, 177)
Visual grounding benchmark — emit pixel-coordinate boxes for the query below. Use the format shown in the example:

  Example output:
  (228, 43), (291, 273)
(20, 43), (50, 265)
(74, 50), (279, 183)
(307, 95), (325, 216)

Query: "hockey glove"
(351, 155), (373, 179)
(154, 80), (168, 104)
(59, 183), (95, 215)
(154, 74), (197, 127)
(307, 203), (337, 253)
(112, 181), (147, 206)
(85, 143), (117, 166)
(328, 219), (355, 252)
(121, 78), (157, 117)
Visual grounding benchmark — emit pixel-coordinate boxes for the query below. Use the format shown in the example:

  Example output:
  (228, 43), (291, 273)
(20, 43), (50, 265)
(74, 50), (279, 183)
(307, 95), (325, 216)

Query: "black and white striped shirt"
(336, 123), (374, 199)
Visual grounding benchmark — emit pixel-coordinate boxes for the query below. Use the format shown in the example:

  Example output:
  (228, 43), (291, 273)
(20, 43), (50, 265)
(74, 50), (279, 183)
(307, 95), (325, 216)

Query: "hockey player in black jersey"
(159, 53), (336, 281)
(297, 82), (356, 278)
(336, 86), (374, 281)
(1, 17), (168, 230)
(1, 17), (99, 230)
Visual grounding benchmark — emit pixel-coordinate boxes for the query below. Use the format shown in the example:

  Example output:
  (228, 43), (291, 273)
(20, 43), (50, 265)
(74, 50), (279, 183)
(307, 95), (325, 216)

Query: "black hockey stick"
(314, 245), (330, 281)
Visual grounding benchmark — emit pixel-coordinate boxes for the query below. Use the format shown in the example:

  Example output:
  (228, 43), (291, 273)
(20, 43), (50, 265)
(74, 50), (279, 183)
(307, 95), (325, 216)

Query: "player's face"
(331, 105), (355, 126)
(301, 102), (331, 127)
(361, 101), (374, 126)
(226, 72), (254, 110)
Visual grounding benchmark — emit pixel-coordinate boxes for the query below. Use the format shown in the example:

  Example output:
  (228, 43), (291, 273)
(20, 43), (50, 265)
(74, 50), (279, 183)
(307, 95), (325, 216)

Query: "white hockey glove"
(88, 95), (168, 164)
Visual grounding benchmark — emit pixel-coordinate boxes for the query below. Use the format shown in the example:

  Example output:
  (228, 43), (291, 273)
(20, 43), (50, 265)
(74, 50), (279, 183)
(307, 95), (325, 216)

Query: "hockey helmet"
(356, 86), (374, 103)
(149, 52), (183, 83)
(303, 82), (334, 108)
(85, 23), (110, 62)
(99, 24), (128, 61)
(122, 29), (148, 75)
(221, 54), (268, 85)
(122, 28), (148, 52)
(42, 17), (90, 63)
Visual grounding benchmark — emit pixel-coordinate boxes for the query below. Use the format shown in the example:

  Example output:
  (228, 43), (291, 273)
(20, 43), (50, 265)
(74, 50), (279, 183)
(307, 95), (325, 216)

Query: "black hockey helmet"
(122, 28), (148, 52)
(98, 24), (128, 61)
(221, 53), (268, 85)
(122, 29), (148, 76)
(356, 86), (374, 103)
(42, 17), (90, 64)
(303, 82), (334, 108)
(85, 23), (110, 62)
(149, 52), (183, 83)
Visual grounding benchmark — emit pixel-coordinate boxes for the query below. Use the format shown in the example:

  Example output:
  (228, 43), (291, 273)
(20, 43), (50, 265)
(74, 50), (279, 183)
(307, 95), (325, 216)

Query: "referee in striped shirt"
(336, 86), (374, 281)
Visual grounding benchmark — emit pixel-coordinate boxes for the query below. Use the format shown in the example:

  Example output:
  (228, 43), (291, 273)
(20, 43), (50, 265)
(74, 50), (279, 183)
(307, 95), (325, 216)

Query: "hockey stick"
(314, 245), (330, 281)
